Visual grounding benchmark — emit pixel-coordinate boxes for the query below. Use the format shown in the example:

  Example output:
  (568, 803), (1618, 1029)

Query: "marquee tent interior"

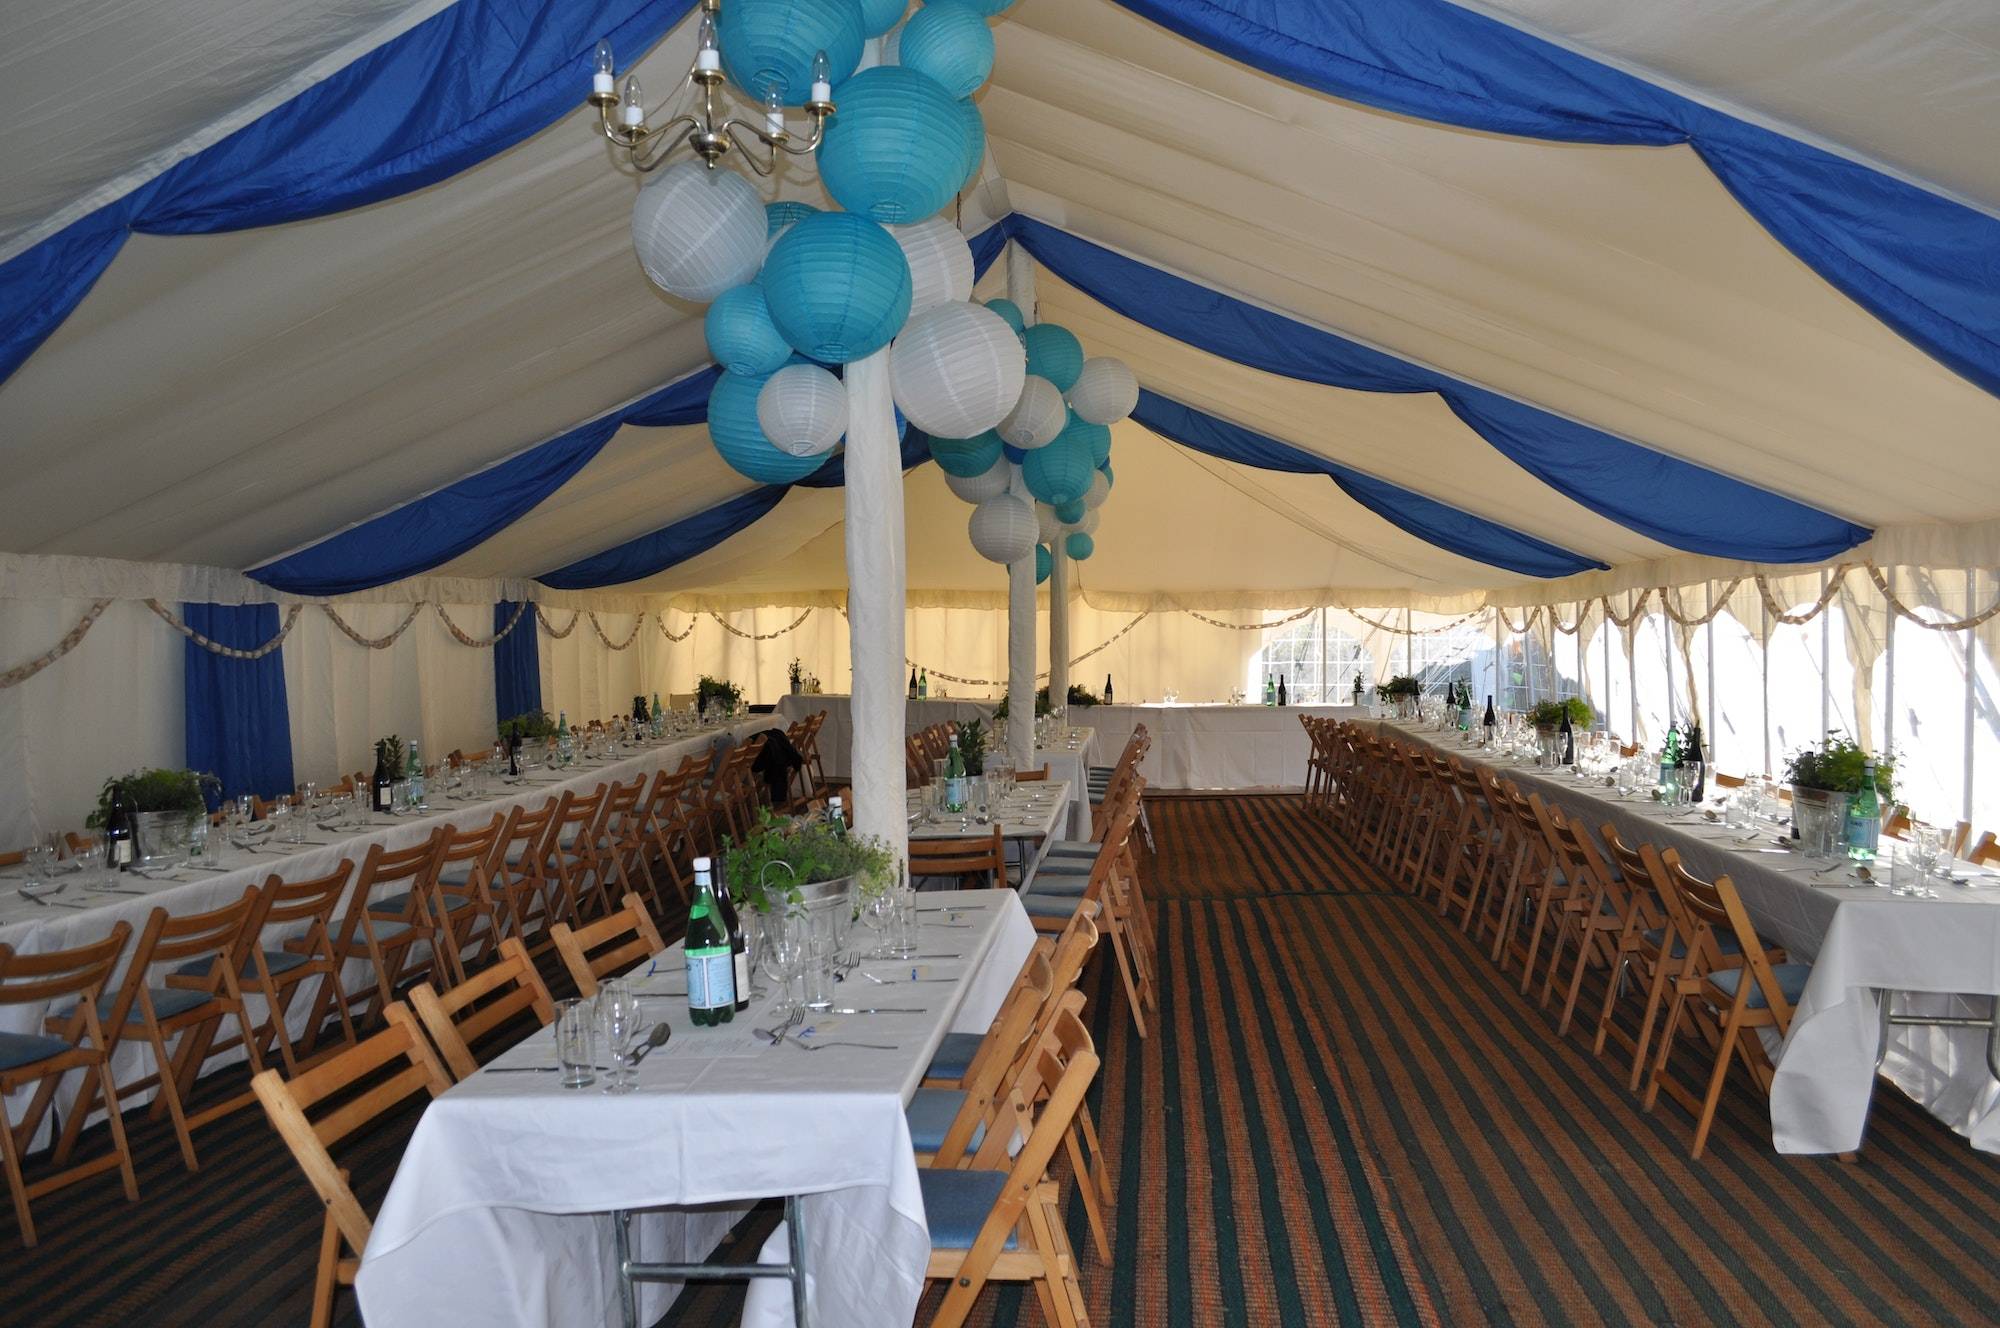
(4, 0), (1998, 843)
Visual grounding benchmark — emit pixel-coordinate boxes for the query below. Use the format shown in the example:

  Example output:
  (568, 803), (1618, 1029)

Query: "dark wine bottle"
(684, 857), (735, 1026)
(1559, 706), (1575, 764)
(1104, 673), (1114, 704)
(1277, 674), (1288, 707)
(1684, 722), (1706, 803)
(714, 874), (750, 1013)
(103, 781), (134, 871)
(909, 667), (918, 699)
(371, 742), (394, 814)
(633, 693), (649, 724)
(1482, 694), (1498, 744)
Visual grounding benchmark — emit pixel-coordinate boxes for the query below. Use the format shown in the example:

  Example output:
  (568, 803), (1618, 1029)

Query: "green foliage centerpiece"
(87, 767), (218, 830)
(1527, 697), (1593, 732)
(722, 809), (897, 913)
(697, 674), (743, 716)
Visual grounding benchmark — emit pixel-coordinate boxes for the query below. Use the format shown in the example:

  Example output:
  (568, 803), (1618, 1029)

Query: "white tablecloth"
(0, 719), (776, 1141)
(910, 781), (1070, 892)
(774, 694), (996, 781)
(355, 890), (1036, 1328)
(1033, 729), (1092, 840)
(1378, 719), (2000, 1153)
(1083, 704), (1359, 790)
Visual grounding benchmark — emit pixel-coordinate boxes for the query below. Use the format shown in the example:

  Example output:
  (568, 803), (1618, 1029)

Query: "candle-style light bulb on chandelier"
(586, 0), (835, 176)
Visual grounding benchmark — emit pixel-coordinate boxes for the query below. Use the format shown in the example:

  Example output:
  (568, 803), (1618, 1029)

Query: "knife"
(825, 1006), (928, 1015)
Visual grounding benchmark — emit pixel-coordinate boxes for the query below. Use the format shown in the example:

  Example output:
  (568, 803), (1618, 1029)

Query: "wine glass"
(764, 912), (806, 1018)
(596, 980), (643, 1095)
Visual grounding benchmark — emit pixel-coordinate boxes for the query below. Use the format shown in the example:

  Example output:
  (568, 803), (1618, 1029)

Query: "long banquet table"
(0, 718), (778, 1137)
(355, 888), (1036, 1328)
(774, 693), (995, 780)
(1085, 703), (1360, 790)
(1374, 717), (2000, 1154)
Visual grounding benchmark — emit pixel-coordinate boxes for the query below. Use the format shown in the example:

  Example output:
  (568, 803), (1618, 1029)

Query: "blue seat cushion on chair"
(925, 1031), (984, 1082)
(1022, 892), (1081, 919)
(0, 1031), (73, 1070)
(1035, 856), (1093, 877)
(1708, 962), (1811, 1008)
(56, 987), (213, 1025)
(173, 950), (310, 982)
(1641, 927), (1744, 959)
(906, 1088), (986, 1153)
(370, 891), (475, 917)
(1031, 875), (1090, 897)
(918, 1168), (1017, 1251)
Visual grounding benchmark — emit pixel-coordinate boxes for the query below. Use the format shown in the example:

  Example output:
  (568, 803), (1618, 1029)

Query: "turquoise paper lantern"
(762, 212), (913, 363)
(1024, 323), (1084, 391)
(984, 297), (1025, 338)
(1100, 462), (1114, 487)
(930, 430), (1003, 477)
(765, 200), (820, 237)
(1065, 531), (1094, 560)
(1035, 543), (1052, 584)
(928, 0), (1016, 14)
(705, 284), (792, 376)
(858, 0), (906, 35)
(898, 3), (994, 98)
(1022, 428), (1093, 505)
(817, 65), (970, 224)
(956, 96), (986, 188)
(1054, 498), (1086, 523)
(719, 0), (865, 104)
(1061, 415), (1112, 468)
(709, 369), (833, 483)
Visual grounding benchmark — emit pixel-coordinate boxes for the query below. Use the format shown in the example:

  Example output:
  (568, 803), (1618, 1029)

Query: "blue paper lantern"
(1022, 428), (1093, 505)
(762, 212), (913, 363)
(1061, 414), (1112, 468)
(956, 95), (986, 189)
(817, 66), (970, 224)
(1065, 531), (1094, 561)
(858, 0), (906, 35)
(898, 3), (994, 98)
(1024, 323), (1084, 391)
(928, 0), (1016, 14)
(705, 284), (792, 376)
(719, 0), (865, 104)
(1054, 498), (1086, 523)
(765, 200), (820, 237)
(984, 297), (1025, 338)
(931, 430), (1003, 476)
(1002, 443), (1027, 465)
(709, 369), (833, 483)
(1035, 543), (1052, 584)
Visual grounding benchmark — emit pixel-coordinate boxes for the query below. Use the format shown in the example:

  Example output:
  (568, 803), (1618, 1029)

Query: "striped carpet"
(5, 796), (1995, 1326)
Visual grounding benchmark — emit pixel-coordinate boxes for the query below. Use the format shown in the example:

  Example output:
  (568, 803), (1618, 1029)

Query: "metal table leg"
(613, 1195), (810, 1328)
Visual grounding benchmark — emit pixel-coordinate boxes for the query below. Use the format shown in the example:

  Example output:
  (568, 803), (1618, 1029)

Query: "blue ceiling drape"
(183, 603), (295, 801)
(0, 0), (695, 385)
(1132, 391), (1605, 579)
(1112, 0), (2000, 401)
(993, 215), (1872, 564)
(249, 366), (719, 595)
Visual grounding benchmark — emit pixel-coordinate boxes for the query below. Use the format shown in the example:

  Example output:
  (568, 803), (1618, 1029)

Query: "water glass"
(765, 911), (806, 1017)
(801, 909), (838, 1011)
(554, 998), (596, 1088)
(596, 980), (642, 1095)
(1908, 823), (1943, 878)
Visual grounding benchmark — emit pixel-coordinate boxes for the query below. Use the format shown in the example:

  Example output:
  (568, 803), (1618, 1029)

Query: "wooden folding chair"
(0, 926), (138, 1247)
(416, 812), (508, 985)
(408, 937), (556, 1081)
(919, 1006), (1099, 1328)
(635, 757), (705, 911)
(910, 826), (1007, 890)
(316, 831), (445, 1031)
(537, 784), (612, 927)
(487, 796), (562, 953)
(250, 1004), (452, 1328)
(252, 860), (362, 1074)
(550, 892), (668, 998)
(56, 887), (264, 1172)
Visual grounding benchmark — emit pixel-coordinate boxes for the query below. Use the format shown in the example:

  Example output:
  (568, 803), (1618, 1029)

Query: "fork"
(789, 1039), (897, 1052)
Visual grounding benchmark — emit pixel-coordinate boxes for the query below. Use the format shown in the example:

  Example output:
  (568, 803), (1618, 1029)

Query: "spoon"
(628, 1023), (673, 1065)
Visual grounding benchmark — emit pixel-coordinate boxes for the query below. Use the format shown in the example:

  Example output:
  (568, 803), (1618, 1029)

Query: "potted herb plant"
(697, 674), (743, 718)
(1527, 697), (1592, 735)
(1380, 673), (1422, 719)
(787, 658), (804, 695)
(497, 710), (554, 751)
(87, 768), (220, 867)
(1784, 733), (1893, 855)
(721, 810), (897, 915)
(956, 718), (988, 775)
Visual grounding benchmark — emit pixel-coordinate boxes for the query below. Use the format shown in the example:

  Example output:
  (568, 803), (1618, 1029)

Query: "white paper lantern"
(1082, 468), (1111, 510)
(756, 363), (848, 456)
(1035, 501), (1063, 543)
(891, 301), (1025, 438)
(945, 459), (1012, 503)
(968, 493), (1038, 564)
(1068, 356), (1139, 425)
(890, 216), (975, 316)
(631, 161), (767, 303)
(1073, 508), (1101, 536)
(997, 374), (1066, 450)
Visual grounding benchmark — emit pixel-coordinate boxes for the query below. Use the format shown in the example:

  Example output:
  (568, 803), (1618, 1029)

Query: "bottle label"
(110, 839), (133, 866)
(945, 776), (967, 812)
(685, 949), (735, 1011)
(1847, 814), (1880, 852)
(732, 951), (751, 1005)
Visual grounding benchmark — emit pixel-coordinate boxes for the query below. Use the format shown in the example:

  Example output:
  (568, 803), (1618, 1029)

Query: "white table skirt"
(1378, 719), (2000, 1153)
(774, 694), (996, 781)
(1083, 704), (1359, 790)
(1033, 731), (1092, 840)
(355, 890), (1036, 1328)
(0, 719), (776, 1145)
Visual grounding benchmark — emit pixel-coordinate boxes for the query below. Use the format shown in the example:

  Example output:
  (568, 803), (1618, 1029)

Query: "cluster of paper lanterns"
(934, 312), (1133, 573)
(627, 0), (1020, 493)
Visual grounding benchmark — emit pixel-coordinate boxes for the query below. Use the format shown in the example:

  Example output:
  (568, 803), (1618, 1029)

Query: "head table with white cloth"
(1084, 703), (1360, 790)
(354, 889), (1036, 1328)
(0, 717), (780, 1140)
(1373, 717), (2000, 1155)
(773, 694), (994, 782)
